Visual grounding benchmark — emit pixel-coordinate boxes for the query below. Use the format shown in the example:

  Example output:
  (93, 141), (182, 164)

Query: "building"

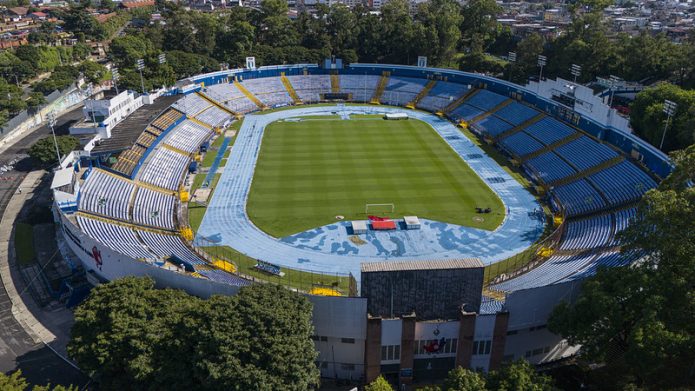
(70, 90), (144, 138)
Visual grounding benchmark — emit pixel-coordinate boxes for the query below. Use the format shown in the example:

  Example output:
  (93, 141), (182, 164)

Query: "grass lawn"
(247, 117), (505, 237)
(204, 245), (354, 295)
(202, 135), (227, 167)
(188, 173), (221, 232)
(15, 223), (35, 266)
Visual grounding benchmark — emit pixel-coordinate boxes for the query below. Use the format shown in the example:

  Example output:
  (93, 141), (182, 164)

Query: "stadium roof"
(361, 259), (483, 273)
(91, 95), (179, 155)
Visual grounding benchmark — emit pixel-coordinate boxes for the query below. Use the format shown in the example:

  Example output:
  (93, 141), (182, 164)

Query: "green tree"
(443, 367), (487, 390)
(485, 360), (556, 391)
(365, 375), (394, 391)
(629, 83), (695, 151)
(78, 60), (109, 84)
(28, 135), (79, 166)
(68, 277), (319, 390)
(0, 370), (77, 391)
(26, 91), (47, 110)
(549, 145), (695, 389)
(416, 0), (462, 66)
(460, 0), (502, 50)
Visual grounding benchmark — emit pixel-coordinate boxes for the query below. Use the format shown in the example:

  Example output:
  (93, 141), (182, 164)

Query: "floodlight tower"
(136, 58), (146, 95)
(537, 55), (547, 93)
(660, 100), (677, 150)
(111, 67), (120, 95)
(608, 75), (620, 108)
(570, 64), (581, 83)
(508, 51), (517, 82)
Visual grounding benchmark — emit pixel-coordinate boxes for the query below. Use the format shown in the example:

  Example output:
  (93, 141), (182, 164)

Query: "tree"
(485, 360), (556, 391)
(416, 0), (462, 66)
(68, 277), (320, 390)
(365, 375), (394, 391)
(443, 367), (487, 390)
(28, 135), (79, 166)
(630, 83), (695, 152)
(0, 370), (76, 391)
(78, 61), (109, 85)
(549, 145), (695, 389)
(26, 92), (46, 110)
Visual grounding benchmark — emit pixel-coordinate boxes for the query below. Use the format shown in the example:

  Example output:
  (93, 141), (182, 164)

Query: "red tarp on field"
(368, 215), (390, 221)
(372, 220), (397, 230)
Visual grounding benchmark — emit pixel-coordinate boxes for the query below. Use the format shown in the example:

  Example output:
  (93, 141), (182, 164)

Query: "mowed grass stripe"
(247, 117), (504, 237)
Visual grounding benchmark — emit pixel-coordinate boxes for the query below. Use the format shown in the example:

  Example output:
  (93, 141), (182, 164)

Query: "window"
(381, 345), (401, 361)
(320, 336), (328, 342)
(311, 335), (319, 341)
(473, 340), (492, 355)
(341, 338), (355, 344)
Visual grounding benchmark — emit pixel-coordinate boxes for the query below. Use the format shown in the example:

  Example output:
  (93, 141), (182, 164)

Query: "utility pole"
(47, 112), (62, 167)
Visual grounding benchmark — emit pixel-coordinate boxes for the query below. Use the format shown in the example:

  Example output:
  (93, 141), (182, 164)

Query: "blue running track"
(195, 106), (545, 278)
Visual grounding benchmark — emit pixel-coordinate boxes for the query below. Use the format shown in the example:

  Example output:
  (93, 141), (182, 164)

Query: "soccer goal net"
(365, 203), (395, 215)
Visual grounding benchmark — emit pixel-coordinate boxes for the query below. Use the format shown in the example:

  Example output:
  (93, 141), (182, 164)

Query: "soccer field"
(246, 115), (505, 237)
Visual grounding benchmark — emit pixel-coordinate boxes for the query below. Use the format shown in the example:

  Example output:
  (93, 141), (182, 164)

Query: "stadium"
(51, 60), (670, 384)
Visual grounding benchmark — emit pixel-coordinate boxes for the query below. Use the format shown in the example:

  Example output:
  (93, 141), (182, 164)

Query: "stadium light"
(136, 58), (146, 95)
(508, 52), (517, 82)
(158, 53), (166, 64)
(608, 75), (620, 108)
(47, 111), (61, 166)
(111, 67), (120, 95)
(537, 55), (547, 93)
(660, 100), (677, 150)
(570, 64), (581, 83)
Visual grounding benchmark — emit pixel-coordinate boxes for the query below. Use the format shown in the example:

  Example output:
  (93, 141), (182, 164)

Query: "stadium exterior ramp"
(194, 106), (545, 278)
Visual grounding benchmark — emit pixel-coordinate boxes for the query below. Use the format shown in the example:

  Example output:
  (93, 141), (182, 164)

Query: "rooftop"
(361, 258), (483, 273)
(90, 94), (180, 155)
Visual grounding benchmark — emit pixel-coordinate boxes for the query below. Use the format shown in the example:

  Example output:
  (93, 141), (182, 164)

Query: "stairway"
(330, 74), (340, 93)
(280, 73), (302, 105)
(495, 113), (545, 141)
(233, 80), (267, 110)
(548, 156), (624, 187)
(406, 80), (436, 109)
(161, 143), (192, 157)
(520, 132), (582, 162)
(370, 72), (390, 104)
(469, 99), (513, 123)
(196, 91), (238, 117)
(443, 88), (478, 113)
(187, 116), (213, 129)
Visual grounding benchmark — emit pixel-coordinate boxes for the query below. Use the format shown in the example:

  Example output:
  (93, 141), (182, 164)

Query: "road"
(0, 106), (90, 387)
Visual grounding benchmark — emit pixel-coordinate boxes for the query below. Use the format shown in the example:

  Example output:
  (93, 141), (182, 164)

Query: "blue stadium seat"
(493, 102), (539, 126)
(588, 161), (657, 207)
(523, 117), (576, 146)
(554, 136), (619, 171)
(498, 132), (544, 157)
(474, 116), (514, 137)
(552, 179), (607, 216)
(465, 89), (508, 111)
(525, 151), (578, 183)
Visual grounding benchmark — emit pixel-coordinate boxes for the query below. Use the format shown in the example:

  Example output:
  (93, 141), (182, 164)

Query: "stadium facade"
(51, 62), (671, 386)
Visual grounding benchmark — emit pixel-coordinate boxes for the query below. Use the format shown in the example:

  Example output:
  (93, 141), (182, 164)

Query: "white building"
(70, 90), (144, 138)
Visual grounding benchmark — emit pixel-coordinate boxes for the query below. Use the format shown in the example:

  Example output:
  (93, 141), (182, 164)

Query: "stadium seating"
(138, 148), (189, 190)
(172, 93), (211, 115)
(204, 83), (258, 114)
(464, 89), (508, 111)
(588, 161), (657, 207)
(286, 75), (331, 103)
(198, 270), (251, 286)
(240, 77), (293, 107)
(450, 104), (485, 122)
(523, 117), (576, 146)
(554, 136), (620, 171)
(79, 170), (133, 220)
(609, 207), (637, 246)
(77, 216), (155, 260)
(551, 179), (607, 216)
(163, 120), (212, 153)
(196, 106), (232, 127)
(381, 76), (429, 106)
(493, 102), (539, 126)
(138, 231), (206, 266)
(563, 251), (636, 282)
(492, 251), (627, 292)
(525, 151), (578, 183)
(498, 131), (544, 157)
(474, 116), (515, 137)
(340, 75), (380, 102)
(132, 187), (176, 229)
(416, 81), (469, 112)
(560, 214), (613, 250)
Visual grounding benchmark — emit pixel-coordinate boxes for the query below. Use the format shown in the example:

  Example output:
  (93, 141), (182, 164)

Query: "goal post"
(365, 203), (395, 215)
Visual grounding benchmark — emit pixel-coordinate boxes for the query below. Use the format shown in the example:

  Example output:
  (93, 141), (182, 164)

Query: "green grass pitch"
(246, 116), (505, 237)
